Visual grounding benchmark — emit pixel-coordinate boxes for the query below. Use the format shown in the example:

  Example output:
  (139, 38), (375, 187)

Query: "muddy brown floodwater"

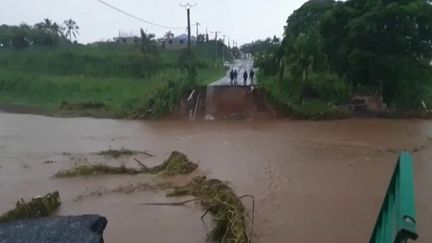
(1, 112), (432, 243)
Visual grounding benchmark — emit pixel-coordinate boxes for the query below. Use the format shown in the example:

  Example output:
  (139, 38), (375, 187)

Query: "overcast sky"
(1, 0), (307, 45)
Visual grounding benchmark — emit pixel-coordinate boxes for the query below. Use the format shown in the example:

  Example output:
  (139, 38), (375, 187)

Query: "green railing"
(369, 152), (418, 243)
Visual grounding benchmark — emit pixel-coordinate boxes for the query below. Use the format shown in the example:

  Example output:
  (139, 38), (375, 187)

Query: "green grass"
(0, 45), (225, 118)
(260, 73), (348, 120)
(196, 67), (226, 86)
(0, 69), (177, 115)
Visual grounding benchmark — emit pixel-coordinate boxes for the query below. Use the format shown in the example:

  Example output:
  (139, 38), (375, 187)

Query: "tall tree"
(140, 29), (158, 58)
(0, 25), (12, 48)
(164, 31), (174, 40)
(63, 19), (79, 42)
(32, 18), (62, 46)
(276, 0), (336, 104)
(288, 31), (326, 104)
(320, 0), (432, 107)
(9, 24), (31, 49)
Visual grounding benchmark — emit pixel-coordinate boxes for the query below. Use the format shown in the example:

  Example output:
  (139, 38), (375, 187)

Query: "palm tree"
(32, 19), (63, 46)
(164, 31), (174, 40)
(63, 19), (79, 42)
(288, 32), (322, 105)
(140, 29), (158, 58)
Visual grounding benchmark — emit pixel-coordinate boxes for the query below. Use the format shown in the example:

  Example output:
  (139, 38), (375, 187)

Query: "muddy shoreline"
(2, 102), (432, 121)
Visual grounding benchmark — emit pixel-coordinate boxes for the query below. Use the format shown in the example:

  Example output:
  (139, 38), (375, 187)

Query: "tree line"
(248, 0), (432, 109)
(0, 19), (79, 49)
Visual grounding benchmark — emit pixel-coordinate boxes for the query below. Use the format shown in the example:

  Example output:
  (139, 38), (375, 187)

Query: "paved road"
(209, 58), (256, 86)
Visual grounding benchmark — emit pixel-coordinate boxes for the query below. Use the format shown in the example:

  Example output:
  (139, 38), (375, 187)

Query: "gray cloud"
(0, 0), (306, 44)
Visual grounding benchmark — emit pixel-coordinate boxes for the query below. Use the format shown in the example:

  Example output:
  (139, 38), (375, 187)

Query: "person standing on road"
(249, 69), (255, 85)
(243, 71), (248, 86)
(229, 69), (234, 85)
(234, 70), (238, 84)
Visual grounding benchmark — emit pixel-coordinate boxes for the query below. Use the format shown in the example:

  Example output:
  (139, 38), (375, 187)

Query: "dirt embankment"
(171, 86), (276, 120)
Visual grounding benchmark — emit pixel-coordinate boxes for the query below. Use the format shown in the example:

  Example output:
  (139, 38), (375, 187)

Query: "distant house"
(114, 36), (140, 45)
(162, 34), (196, 50)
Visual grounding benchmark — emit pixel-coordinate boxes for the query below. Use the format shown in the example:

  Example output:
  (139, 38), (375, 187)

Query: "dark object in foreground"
(0, 215), (107, 243)
(369, 152), (418, 243)
(0, 191), (61, 223)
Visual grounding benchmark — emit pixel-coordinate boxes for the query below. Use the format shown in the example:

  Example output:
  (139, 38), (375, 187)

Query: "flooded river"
(1, 112), (431, 243)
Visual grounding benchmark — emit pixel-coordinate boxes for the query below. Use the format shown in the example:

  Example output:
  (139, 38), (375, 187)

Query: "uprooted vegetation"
(0, 191), (61, 224)
(74, 182), (173, 202)
(55, 164), (143, 177)
(141, 151), (198, 176)
(55, 151), (198, 177)
(166, 176), (252, 243)
(52, 151), (251, 243)
(96, 148), (154, 159)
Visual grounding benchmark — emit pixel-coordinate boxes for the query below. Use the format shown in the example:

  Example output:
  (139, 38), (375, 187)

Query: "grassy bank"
(259, 73), (349, 120)
(0, 45), (225, 118)
(260, 73), (432, 120)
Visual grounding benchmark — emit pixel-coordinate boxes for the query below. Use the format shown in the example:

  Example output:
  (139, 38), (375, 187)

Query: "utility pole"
(180, 2), (197, 82)
(211, 31), (221, 68)
(180, 2), (196, 55)
(222, 35), (226, 64)
(196, 22), (200, 40)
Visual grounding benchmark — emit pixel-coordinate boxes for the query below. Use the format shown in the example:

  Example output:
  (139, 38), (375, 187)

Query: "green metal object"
(369, 152), (418, 243)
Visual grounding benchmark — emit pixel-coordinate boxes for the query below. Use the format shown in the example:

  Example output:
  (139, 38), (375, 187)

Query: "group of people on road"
(230, 69), (255, 86)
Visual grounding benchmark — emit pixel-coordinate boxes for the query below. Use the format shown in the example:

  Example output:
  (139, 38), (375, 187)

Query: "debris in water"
(96, 148), (154, 159)
(74, 182), (172, 202)
(0, 191), (61, 224)
(167, 176), (251, 243)
(133, 151), (198, 176)
(55, 151), (197, 177)
(55, 164), (143, 178)
(43, 160), (56, 164)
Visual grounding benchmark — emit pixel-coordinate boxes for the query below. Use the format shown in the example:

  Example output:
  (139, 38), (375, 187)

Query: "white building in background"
(114, 36), (140, 45)
(162, 34), (196, 50)
(113, 30), (140, 46)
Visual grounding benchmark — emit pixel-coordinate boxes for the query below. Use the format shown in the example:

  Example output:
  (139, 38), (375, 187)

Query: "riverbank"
(0, 45), (226, 119)
(0, 68), (224, 119)
(259, 74), (432, 121)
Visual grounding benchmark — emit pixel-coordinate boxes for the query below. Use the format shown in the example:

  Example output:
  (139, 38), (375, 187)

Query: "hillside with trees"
(0, 19), (229, 118)
(249, 0), (432, 117)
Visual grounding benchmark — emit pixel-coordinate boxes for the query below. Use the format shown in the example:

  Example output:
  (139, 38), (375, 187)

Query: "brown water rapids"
(0, 112), (431, 243)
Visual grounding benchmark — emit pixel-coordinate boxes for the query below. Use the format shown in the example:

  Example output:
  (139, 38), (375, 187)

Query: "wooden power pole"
(211, 31), (221, 68)
(180, 2), (197, 80)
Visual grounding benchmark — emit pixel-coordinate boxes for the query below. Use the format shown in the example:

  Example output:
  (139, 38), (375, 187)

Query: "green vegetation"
(0, 20), (228, 118)
(0, 191), (61, 223)
(97, 148), (153, 159)
(247, 0), (432, 117)
(168, 176), (250, 243)
(55, 151), (198, 177)
(55, 164), (143, 177)
(156, 151), (198, 176)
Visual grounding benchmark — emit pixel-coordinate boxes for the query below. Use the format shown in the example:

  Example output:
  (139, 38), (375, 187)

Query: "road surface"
(210, 58), (256, 86)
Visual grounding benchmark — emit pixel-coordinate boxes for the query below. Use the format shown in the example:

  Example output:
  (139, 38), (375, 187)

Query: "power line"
(96, 0), (185, 30)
